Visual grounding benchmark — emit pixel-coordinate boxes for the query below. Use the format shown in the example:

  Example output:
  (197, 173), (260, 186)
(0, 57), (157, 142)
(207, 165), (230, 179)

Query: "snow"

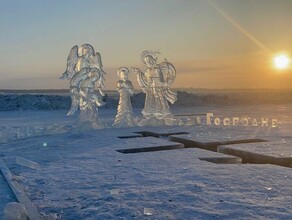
(0, 93), (291, 219)
(1, 136), (291, 219)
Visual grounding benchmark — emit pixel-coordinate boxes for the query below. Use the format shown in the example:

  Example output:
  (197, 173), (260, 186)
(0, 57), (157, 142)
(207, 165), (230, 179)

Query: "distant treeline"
(0, 89), (69, 94)
(1, 88), (291, 94)
(0, 91), (291, 111)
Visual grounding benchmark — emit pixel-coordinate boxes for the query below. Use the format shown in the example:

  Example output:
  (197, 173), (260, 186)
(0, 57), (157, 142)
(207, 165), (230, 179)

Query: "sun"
(273, 54), (290, 69)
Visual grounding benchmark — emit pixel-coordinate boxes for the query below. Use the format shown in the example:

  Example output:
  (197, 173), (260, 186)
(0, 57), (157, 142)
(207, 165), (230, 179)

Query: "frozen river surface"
(0, 104), (291, 219)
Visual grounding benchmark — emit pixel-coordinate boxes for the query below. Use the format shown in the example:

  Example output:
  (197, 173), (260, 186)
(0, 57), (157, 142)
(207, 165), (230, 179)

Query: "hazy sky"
(0, 0), (292, 89)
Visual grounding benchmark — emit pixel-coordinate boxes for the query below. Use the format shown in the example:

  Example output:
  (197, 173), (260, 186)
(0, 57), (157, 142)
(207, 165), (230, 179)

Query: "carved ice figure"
(60, 44), (106, 128)
(132, 50), (177, 124)
(113, 67), (135, 127)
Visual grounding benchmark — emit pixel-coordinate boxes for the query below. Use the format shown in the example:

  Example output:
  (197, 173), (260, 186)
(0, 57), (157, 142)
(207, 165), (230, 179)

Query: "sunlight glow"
(274, 55), (290, 69)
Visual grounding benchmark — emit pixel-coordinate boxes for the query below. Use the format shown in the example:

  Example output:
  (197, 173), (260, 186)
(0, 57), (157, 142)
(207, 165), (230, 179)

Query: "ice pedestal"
(77, 107), (104, 129)
(139, 117), (179, 127)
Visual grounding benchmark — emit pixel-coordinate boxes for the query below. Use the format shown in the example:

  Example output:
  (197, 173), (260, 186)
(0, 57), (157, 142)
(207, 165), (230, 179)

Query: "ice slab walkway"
(219, 140), (292, 167)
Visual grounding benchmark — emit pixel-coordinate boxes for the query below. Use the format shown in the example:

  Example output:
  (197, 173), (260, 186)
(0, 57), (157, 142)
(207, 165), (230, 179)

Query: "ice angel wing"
(158, 60), (176, 86)
(60, 45), (79, 80)
(89, 52), (106, 91)
(158, 60), (177, 104)
(95, 52), (106, 89)
(66, 68), (90, 116)
(67, 87), (80, 116)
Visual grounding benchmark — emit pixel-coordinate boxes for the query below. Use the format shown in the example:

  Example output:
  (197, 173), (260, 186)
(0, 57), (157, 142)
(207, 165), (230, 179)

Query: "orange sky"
(0, 0), (291, 89)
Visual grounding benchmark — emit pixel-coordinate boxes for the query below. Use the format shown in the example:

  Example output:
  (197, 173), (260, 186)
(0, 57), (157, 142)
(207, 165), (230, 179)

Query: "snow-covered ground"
(0, 95), (291, 219)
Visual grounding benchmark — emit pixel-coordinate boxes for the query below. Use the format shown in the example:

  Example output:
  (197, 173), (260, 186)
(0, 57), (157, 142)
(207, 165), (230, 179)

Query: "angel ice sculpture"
(60, 44), (106, 128)
(113, 67), (135, 127)
(132, 50), (177, 125)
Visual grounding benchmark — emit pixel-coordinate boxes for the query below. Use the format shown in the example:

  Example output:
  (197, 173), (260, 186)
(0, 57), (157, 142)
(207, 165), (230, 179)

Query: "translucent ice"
(143, 208), (154, 216)
(60, 44), (106, 128)
(16, 157), (40, 169)
(4, 202), (28, 220)
(110, 189), (121, 195)
(113, 67), (136, 127)
(132, 50), (177, 124)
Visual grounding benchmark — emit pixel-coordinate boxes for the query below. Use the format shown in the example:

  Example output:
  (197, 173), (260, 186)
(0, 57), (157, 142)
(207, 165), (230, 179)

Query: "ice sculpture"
(132, 50), (177, 125)
(113, 67), (136, 127)
(60, 44), (106, 128)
